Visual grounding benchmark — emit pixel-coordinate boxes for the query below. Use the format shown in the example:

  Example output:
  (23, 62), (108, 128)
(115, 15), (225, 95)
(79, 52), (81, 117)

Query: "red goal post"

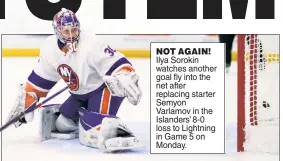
(237, 34), (279, 154)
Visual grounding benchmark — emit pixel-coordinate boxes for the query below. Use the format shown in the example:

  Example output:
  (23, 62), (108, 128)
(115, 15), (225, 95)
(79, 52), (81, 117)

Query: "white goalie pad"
(38, 105), (60, 141)
(104, 135), (143, 152)
(79, 117), (143, 152)
(38, 104), (78, 141)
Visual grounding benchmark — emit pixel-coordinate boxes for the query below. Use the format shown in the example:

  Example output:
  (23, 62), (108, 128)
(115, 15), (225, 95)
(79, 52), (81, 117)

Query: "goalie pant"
(60, 84), (124, 122)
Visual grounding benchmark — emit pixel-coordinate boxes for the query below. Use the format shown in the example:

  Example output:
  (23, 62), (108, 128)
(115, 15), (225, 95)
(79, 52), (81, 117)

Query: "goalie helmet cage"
(237, 34), (279, 153)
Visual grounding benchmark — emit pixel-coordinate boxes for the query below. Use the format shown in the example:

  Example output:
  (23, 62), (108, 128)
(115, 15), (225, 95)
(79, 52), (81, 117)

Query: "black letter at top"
(147, 0), (197, 19)
(104, 0), (126, 19)
(0, 0), (5, 19)
(256, 0), (274, 19)
(26, 0), (82, 20)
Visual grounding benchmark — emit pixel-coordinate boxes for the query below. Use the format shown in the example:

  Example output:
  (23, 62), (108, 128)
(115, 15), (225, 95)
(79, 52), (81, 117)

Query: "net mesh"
(242, 34), (279, 154)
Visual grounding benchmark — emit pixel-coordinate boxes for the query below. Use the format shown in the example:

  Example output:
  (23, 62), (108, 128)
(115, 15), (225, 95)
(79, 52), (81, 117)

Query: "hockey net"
(237, 34), (279, 154)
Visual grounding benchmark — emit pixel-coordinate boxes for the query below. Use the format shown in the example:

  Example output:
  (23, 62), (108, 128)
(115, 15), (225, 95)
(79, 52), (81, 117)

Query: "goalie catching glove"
(6, 84), (39, 127)
(103, 68), (142, 105)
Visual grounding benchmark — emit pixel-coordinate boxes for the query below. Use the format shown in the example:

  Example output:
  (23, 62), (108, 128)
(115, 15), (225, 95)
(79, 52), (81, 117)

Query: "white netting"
(243, 35), (279, 154)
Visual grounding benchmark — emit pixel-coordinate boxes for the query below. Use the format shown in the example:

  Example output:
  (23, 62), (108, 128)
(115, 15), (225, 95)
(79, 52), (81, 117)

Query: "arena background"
(2, 35), (279, 61)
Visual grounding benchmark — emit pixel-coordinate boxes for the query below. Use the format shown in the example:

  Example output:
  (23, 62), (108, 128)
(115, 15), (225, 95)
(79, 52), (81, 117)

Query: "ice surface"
(0, 58), (279, 161)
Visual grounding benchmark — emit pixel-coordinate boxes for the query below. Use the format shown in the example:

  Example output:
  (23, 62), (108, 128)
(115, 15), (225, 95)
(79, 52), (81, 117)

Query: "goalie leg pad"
(78, 108), (143, 152)
(104, 137), (142, 152)
(99, 117), (143, 152)
(55, 114), (78, 132)
(78, 107), (117, 148)
(39, 104), (79, 141)
(38, 104), (60, 141)
(79, 118), (143, 152)
(52, 114), (79, 140)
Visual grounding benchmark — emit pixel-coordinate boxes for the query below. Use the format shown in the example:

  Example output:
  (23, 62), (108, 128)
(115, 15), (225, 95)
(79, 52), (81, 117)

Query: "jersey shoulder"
(40, 35), (58, 56)
(43, 34), (58, 46)
(79, 30), (101, 45)
(38, 35), (59, 67)
(79, 30), (106, 52)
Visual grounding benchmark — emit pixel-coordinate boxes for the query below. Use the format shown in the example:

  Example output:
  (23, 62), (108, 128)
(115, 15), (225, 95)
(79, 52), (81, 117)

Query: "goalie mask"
(53, 8), (80, 52)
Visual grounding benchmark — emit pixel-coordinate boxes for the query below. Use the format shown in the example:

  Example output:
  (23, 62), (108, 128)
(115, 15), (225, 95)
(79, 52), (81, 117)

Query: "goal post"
(237, 34), (245, 152)
(237, 34), (279, 154)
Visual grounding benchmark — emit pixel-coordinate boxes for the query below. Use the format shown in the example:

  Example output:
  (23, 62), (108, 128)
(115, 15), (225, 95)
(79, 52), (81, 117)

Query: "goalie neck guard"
(52, 8), (81, 44)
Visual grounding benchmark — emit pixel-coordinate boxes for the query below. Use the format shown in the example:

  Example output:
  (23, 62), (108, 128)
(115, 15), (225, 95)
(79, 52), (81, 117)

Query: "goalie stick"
(0, 86), (68, 132)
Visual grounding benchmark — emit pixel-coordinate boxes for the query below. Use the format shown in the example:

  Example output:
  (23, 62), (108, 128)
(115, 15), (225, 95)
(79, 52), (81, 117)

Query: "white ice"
(0, 58), (279, 161)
